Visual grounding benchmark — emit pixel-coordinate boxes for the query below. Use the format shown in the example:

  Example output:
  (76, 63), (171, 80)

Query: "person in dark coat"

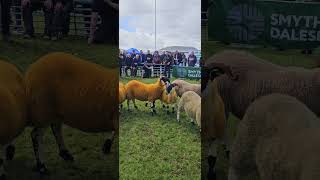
(143, 50), (153, 78)
(131, 54), (139, 77)
(188, 51), (197, 67)
(119, 50), (126, 76)
(88, 0), (118, 44)
(1, 0), (12, 41)
(163, 51), (173, 78)
(125, 54), (132, 76)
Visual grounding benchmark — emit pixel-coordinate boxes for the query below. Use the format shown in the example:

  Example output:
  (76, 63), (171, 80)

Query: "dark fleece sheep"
(229, 93), (320, 180)
(25, 52), (118, 174)
(0, 60), (27, 178)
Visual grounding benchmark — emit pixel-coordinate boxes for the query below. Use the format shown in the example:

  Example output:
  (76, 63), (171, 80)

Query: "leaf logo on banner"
(226, 4), (265, 42)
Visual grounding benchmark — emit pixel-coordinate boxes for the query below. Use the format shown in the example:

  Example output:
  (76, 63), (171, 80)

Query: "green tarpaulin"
(172, 66), (201, 80)
(208, 0), (320, 49)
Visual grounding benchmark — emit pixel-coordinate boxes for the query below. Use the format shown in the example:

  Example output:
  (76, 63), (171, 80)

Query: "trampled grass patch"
(0, 36), (118, 179)
(119, 77), (201, 179)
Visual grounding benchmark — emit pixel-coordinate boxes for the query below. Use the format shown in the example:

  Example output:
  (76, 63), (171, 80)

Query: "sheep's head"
(202, 62), (238, 92)
(166, 83), (178, 94)
(160, 76), (171, 87)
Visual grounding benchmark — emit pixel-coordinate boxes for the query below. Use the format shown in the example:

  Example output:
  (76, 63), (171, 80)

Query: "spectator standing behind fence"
(153, 51), (161, 64)
(188, 51), (197, 67)
(182, 53), (187, 66)
(173, 50), (182, 65)
(1, 0), (12, 42)
(125, 53), (132, 76)
(88, 0), (118, 44)
(140, 50), (146, 65)
(21, 0), (73, 40)
(143, 50), (153, 78)
(119, 50), (125, 76)
(131, 54), (139, 77)
(163, 51), (173, 78)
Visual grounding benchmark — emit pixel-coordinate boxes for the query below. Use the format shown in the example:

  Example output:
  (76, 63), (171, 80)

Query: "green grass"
(202, 27), (320, 180)
(0, 35), (118, 180)
(119, 77), (201, 179)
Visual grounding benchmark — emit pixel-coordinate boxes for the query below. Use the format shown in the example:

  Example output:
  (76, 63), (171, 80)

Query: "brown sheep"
(0, 60), (27, 178)
(125, 77), (170, 114)
(25, 52), (118, 174)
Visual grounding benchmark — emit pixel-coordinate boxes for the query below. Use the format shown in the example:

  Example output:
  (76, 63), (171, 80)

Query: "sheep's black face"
(202, 67), (222, 92)
(166, 83), (177, 94)
(160, 77), (170, 84)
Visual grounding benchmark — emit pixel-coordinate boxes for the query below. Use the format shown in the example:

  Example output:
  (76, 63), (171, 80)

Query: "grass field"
(0, 35), (118, 180)
(119, 77), (201, 179)
(202, 38), (320, 180)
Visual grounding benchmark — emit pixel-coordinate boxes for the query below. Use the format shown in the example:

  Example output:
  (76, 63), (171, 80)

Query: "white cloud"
(119, 0), (201, 51)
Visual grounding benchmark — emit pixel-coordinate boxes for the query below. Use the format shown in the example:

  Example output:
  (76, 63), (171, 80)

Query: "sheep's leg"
(0, 150), (6, 179)
(145, 102), (148, 107)
(5, 142), (15, 161)
(207, 139), (218, 180)
(177, 105), (181, 122)
(51, 123), (74, 162)
(151, 101), (156, 115)
(132, 99), (138, 109)
(0, 143), (15, 179)
(103, 130), (115, 154)
(171, 106), (175, 114)
(127, 99), (131, 111)
(120, 104), (123, 109)
(228, 167), (239, 180)
(222, 129), (231, 159)
(31, 127), (49, 175)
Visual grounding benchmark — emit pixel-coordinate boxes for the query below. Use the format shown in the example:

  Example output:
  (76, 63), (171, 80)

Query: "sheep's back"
(0, 61), (27, 144)
(125, 80), (163, 101)
(180, 91), (201, 118)
(25, 52), (118, 132)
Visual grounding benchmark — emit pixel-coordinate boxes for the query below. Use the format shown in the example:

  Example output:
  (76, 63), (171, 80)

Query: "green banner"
(208, 0), (320, 49)
(172, 66), (201, 79)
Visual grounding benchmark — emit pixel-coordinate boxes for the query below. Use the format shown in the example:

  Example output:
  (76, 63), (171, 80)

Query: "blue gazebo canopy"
(126, 48), (141, 55)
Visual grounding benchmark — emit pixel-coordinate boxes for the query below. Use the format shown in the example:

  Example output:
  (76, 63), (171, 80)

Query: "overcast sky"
(119, 0), (201, 51)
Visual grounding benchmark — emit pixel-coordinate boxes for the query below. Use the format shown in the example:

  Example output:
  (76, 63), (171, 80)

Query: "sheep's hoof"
(0, 174), (6, 180)
(33, 163), (49, 175)
(59, 150), (74, 162)
(103, 139), (112, 154)
(191, 121), (195, 125)
(162, 104), (165, 108)
(120, 104), (123, 109)
(145, 103), (148, 107)
(5, 145), (15, 160)
(134, 106), (138, 109)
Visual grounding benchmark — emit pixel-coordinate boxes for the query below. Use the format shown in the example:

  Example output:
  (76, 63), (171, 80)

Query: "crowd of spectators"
(1, 0), (118, 44)
(119, 49), (201, 78)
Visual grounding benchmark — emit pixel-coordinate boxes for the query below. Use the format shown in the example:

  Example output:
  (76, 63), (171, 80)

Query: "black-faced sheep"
(167, 79), (201, 97)
(229, 93), (320, 180)
(177, 91), (201, 128)
(25, 52), (118, 174)
(0, 60), (27, 178)
(125, 77), (170, 114)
